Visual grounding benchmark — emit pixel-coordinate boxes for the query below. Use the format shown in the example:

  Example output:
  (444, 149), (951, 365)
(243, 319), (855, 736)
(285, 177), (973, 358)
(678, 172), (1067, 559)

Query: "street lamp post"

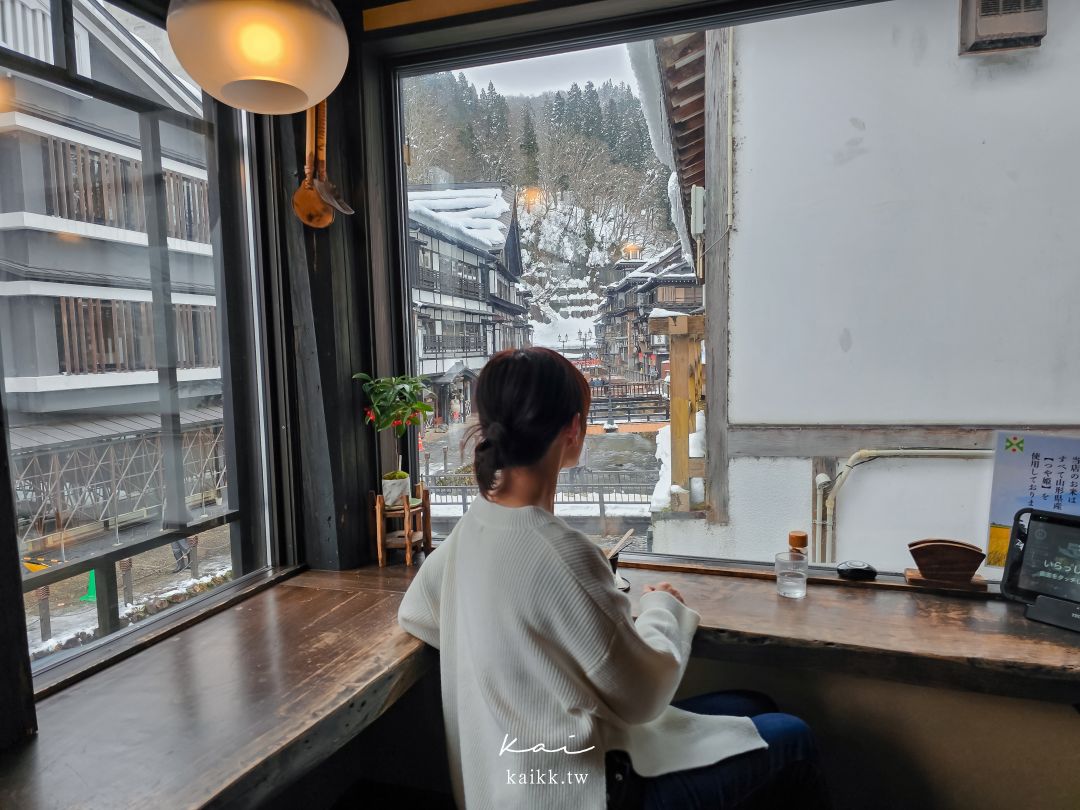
(558, 333), (568, 353)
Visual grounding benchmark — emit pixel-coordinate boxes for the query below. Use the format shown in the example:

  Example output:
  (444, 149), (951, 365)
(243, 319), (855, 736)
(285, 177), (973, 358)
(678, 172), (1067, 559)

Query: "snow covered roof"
(638, 250), (697, 292)
(408, 185), (513, 254)
(607, 243), (690, 293)
(648, 308), (689, 319)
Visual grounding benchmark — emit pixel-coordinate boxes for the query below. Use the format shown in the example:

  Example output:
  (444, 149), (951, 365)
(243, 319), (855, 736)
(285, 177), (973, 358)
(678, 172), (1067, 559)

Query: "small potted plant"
(353, 372), (432, 506)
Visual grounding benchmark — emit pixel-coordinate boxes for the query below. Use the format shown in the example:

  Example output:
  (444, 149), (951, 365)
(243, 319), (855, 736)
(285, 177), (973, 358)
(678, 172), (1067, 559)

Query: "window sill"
(2, 567), (433, 809)
(619, 561), (1080, 704)
(33, 565), (299, 698)
(618, 553), (1003, 598)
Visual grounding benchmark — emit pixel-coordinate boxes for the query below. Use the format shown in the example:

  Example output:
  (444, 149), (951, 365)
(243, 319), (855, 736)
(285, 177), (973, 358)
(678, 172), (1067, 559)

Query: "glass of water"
(775, 551), (808, 599)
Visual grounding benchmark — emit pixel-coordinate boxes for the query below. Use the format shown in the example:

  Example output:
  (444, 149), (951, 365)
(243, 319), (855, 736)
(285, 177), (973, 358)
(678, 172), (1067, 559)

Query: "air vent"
(962, 0), (1048, 54)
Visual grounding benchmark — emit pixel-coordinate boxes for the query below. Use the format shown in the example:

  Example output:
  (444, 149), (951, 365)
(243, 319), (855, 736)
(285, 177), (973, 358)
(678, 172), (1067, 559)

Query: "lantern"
(167, 0), (348, 115)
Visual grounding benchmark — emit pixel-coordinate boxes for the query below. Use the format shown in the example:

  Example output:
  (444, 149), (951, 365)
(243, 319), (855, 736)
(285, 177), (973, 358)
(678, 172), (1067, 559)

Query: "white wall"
(834, 456), (995, 574)
(655, 457), (997, 574)
(652, 458), (810, 561)
(728, 0), (1080, 424)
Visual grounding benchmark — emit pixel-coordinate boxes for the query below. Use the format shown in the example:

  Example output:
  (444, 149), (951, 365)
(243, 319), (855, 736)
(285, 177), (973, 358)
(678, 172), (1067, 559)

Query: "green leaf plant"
(353, 372), (433, 444)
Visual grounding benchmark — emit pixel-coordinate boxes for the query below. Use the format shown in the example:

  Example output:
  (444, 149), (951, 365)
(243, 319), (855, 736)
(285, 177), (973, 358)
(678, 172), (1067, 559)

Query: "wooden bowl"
(907, 538), (985, 583)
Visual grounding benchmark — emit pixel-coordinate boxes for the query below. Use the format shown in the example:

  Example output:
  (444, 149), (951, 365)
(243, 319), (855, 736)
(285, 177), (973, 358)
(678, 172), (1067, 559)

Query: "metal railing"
(419, 470), (656, 535)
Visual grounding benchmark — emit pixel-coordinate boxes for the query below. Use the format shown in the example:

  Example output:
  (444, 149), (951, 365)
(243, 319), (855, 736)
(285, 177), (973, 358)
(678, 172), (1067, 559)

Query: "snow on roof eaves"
(648, 308), (689, 319)
(409, 206), (496, 256)
(408, 187), (512, 250)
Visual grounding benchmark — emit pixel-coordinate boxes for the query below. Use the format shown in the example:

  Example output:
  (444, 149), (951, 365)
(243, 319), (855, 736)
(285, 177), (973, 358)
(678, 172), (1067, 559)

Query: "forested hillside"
(402, 70), (675, 325)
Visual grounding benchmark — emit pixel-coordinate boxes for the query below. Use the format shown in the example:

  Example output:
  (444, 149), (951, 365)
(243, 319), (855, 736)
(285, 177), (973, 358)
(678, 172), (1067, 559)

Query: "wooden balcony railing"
(422, 333), (485, 356)
(41, 135), (211, 243)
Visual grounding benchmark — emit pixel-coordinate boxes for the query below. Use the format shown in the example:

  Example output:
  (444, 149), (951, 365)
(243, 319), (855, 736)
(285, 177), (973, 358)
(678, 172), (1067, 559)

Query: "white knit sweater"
(398, 496), (766, 809)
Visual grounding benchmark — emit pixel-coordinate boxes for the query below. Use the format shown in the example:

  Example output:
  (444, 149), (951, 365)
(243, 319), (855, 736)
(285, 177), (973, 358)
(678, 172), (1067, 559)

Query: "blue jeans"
(607, 690), (830, 810)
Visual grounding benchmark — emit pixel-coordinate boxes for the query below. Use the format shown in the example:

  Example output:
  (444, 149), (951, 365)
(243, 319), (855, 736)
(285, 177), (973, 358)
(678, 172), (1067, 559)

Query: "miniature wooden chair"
(374, 482), (432, 567)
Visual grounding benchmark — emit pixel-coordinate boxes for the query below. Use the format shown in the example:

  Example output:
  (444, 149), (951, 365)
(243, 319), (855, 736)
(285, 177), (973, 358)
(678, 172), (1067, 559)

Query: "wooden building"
(406, 184), (530, 420)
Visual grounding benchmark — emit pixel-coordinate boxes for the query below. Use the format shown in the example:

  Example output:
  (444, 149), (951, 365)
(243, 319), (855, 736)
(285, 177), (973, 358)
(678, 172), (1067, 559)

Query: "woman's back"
(402, 496), (621, 808)
(398, 349), (774, 809)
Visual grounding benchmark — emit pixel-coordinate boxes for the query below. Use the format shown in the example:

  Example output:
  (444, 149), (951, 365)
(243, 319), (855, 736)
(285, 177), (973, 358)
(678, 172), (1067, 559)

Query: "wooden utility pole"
(650, 314), (705, 512)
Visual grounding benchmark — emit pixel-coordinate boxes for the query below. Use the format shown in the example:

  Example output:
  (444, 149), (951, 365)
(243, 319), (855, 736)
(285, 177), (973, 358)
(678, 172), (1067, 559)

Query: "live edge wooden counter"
(0, 567), (430, 810)
(622, 567), (1080, 705)
(3, 565), (1078, 810)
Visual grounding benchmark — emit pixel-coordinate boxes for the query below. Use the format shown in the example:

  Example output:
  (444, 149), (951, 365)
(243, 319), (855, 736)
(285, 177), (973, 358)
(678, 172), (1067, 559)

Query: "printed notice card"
(987, 432), (1080, 567)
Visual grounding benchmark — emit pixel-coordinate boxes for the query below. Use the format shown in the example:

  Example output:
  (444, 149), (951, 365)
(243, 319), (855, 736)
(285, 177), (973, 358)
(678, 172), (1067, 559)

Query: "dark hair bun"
(467, 348), (591, 495)
(483, 421), (507, 447)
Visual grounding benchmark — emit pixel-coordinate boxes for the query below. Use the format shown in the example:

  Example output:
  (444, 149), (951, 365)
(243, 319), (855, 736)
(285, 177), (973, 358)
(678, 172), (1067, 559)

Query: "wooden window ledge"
(0, 567), (431, 810)
(619, 562), (1080, 705)
(5, 561), (1076, 808)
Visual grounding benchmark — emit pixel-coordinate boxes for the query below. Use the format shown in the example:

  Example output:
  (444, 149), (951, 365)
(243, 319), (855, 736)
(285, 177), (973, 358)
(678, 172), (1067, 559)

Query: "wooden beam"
(648, 314), (705, 337)
(684, 169), (705, 187)
(674, 115), (704, 136)
(670, 77), (705, 107)
(704, 27), (733, 523)
(672, 96), (704, 123)
(677, 143), (706, 167)
(665, 58), (707, 89)
(658, 33), (705, 68)
(728, 425), (1080, 458)
(677, 133), (705, 152)
(669, 333), (691, 504)
(810, 457), (836, 562)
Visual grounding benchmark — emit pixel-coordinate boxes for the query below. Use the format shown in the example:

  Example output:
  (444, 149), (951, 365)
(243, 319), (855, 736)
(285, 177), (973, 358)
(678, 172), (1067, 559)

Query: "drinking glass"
(775, 551), (808, 599)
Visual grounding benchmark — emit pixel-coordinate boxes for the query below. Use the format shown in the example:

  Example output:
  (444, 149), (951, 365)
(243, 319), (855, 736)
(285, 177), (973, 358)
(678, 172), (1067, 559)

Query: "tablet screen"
(1018, 517), (1080, 602)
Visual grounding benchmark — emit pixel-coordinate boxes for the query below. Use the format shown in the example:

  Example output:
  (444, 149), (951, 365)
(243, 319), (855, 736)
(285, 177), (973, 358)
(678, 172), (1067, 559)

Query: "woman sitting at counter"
(399, 346), (831, 809)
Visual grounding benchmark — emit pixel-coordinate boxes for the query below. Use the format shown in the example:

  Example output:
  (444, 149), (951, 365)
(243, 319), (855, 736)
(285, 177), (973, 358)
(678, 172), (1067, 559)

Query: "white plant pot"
(382, 476), (411, 507)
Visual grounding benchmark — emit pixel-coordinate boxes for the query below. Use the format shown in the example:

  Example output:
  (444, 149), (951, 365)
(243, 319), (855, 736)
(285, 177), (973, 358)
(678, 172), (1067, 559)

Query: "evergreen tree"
(582, 81), (603, 139)
(519, 104), (540, 185)
(565, 82), (583, 132)
(468, 82), (513, 182)
(601, 97), (620, 150)
(550, 91), (566, 134)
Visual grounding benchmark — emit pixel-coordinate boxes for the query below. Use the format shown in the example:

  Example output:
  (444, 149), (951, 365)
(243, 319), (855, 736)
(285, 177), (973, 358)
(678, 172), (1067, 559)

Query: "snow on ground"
(651, 410), (707, 511)
(26, 559), (233, 657)
(432, 503), (650, 519)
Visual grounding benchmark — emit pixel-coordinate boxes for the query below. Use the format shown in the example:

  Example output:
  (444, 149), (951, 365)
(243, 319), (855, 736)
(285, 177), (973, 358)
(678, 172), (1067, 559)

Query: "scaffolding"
(11, 410), (226, 556)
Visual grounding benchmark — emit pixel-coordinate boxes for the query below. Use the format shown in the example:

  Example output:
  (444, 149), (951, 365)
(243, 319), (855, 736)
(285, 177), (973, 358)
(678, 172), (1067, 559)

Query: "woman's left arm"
(398, 543), (446, 649)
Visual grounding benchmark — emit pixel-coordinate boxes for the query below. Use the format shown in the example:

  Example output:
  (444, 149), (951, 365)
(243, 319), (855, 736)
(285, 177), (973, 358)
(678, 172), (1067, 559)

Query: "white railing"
(0, 0), (53, 63)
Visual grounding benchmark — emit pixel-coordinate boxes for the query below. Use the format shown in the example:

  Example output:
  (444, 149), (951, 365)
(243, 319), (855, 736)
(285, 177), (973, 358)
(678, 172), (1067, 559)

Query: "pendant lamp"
(166, 0), (348, 115)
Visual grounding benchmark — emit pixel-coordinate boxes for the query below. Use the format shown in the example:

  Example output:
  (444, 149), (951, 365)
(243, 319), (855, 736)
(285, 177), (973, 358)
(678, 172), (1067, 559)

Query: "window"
(397, 0), (1080, 582)
(0, 1), (269, 675)
(961, 0), (1047, 53)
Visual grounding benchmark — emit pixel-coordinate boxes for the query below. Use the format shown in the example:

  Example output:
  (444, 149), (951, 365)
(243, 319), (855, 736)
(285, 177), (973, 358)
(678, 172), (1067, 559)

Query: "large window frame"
(0, 0), (279, 705)
(380, 0), (980, 557)
(379, 0), (1080, 570)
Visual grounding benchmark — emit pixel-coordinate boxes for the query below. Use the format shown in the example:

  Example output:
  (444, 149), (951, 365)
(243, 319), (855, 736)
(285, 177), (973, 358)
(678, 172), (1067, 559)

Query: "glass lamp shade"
(166, 0), (348, 115)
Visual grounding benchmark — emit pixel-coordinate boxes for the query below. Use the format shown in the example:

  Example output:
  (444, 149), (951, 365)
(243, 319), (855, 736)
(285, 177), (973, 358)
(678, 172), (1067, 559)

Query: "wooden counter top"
(3, 561), (1077, 809)
(0, 567), (431, 810)
(623, 568), (1080, 704)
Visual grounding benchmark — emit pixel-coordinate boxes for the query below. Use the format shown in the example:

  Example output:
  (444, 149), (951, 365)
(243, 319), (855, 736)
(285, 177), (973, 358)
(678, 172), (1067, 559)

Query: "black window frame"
(0, 0), (285, 724)
(364, 0), (890, 529)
